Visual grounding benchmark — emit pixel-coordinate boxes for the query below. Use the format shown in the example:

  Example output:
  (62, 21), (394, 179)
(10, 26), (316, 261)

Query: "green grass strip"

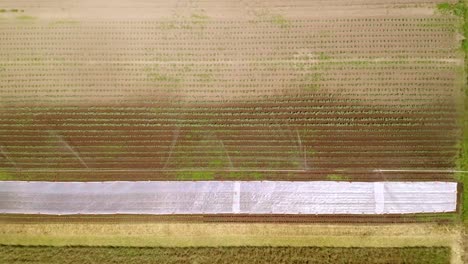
(0, 245), (451, 264)
(438, 1), (468, 222)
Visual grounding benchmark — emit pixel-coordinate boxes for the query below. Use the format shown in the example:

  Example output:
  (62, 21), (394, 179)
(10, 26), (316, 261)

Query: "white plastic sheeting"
(0, 181), (458, 215)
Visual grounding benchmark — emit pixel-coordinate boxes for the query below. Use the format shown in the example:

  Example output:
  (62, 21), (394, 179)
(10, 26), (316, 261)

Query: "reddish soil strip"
(0, 213), (458, 224)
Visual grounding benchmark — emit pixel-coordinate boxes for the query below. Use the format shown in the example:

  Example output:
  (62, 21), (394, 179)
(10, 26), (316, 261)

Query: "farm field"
(0, 0), (468, 263)
(0, 0), (465, 182)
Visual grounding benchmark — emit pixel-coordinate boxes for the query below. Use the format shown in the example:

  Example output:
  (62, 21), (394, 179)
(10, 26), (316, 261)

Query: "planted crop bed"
(0, 0), (465, 181)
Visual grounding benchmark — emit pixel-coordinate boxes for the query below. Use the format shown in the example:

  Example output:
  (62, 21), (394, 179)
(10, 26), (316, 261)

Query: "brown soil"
(0, 0), (463, 181)
(0, 213), (458, 224)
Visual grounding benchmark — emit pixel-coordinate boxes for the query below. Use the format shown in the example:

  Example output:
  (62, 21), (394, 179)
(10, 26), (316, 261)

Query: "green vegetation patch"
(0, 245), (451, 264)
(437, 1), (468, 52)
(0, 170), (15, 180)
(461, 1), (468, 174)
(445, 1), (468, 222)
(16, 15), (36, 21)
(49, 20), (80, 26)
(159, 12), (210, 30)
(253, 11), (290, 28)
(176, 171), (215, 180)
(457, 124), (468, 221)
(437, 2), (466, 17)
(271, 14), (289, 28)
(191, 12), (210, 25)
(225, 171), (264, 180)
(0, 9), (24, 13)
(175, 170), (265, 180)
(326, 174), (351, 181)
(414, 213), (459, 223)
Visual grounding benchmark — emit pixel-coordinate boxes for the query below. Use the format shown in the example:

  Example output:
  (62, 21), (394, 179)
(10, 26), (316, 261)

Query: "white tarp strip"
(232, 181), (241, 214)
(0, 181), (457, 215)
(373, 182), (385, 214)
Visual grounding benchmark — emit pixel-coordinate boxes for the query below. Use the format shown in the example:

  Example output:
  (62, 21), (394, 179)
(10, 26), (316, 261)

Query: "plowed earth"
(0, 0), (464, 181)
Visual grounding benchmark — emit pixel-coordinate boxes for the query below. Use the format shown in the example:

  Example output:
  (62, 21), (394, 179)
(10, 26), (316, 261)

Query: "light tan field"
(0, 222), (463, 263)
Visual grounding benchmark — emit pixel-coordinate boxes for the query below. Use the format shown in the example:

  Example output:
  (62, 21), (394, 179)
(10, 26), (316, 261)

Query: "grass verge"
(0, 245), (451, 264)
(438, 1), (468, 223)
